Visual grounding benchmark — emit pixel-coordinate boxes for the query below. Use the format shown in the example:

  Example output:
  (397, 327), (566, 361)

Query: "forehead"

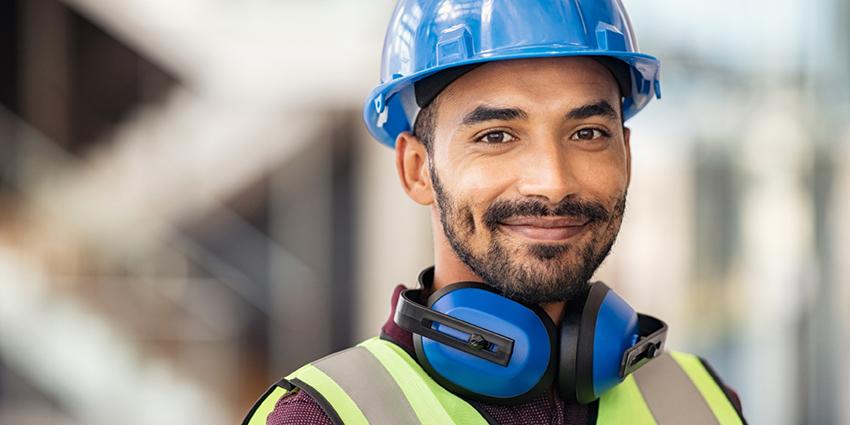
(437, 57), (620, 116)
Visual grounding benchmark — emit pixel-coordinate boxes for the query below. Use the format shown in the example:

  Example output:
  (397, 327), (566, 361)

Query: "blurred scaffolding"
(0, 0), (847, 424)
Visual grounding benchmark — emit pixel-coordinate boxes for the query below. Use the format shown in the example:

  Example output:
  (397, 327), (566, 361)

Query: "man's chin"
(524, 243), (573, 261)
(495, 272), (590, 305)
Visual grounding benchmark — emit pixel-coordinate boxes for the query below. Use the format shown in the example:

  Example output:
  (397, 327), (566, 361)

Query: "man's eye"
(477, 131), (516, 144)
(571, 128), (609, 141)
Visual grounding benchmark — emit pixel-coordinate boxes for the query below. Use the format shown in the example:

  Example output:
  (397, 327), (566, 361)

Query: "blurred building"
(0, 0), (847, 424)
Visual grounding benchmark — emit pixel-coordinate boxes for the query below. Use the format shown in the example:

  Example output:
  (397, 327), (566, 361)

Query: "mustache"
(483, 197), (610, 231)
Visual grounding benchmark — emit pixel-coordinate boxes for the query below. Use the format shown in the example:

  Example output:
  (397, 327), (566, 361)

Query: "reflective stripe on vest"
(358, 337), (491, 425)
(603, 351), (743, 425)
(243, 337), (743, 425)
(668, 352), (743, 425)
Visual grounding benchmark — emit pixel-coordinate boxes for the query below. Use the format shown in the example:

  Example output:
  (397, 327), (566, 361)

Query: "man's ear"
(395, 131), (435, 205)
(623, 126), (632, 188)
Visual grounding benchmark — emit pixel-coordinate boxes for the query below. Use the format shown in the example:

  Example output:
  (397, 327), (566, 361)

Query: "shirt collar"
(379, 266), (436, 355)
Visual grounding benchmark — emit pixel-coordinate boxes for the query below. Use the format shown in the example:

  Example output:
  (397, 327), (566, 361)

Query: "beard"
(430, 164), (626, 305)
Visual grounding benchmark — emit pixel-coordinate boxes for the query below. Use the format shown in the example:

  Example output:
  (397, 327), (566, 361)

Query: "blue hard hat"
(363, 0), (662, 147)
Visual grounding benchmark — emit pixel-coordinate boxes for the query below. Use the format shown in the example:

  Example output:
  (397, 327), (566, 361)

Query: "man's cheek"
(460, 205), (476, 234)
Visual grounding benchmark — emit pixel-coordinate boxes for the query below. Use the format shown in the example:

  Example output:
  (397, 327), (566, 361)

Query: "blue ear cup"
(559, 282), (640, 404)
(409, 283), (558, 404)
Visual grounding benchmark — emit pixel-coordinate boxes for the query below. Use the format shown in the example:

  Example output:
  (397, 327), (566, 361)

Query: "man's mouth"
(497, 216), (590, 242)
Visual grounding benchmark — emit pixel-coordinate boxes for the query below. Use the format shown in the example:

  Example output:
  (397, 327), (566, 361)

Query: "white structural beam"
(60, 0), (392, 103)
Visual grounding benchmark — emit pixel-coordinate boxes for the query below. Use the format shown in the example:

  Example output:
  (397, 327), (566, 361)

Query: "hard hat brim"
(363, 50), (661, 148)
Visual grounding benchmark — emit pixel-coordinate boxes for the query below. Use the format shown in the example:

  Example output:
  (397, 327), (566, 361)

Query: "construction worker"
(244, 0), (746, 424)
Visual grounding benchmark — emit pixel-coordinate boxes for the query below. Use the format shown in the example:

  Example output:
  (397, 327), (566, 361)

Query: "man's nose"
(515, 138), (579, 204)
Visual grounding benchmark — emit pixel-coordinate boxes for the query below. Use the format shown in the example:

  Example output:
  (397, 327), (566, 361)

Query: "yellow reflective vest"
(244, 337), (744, 425)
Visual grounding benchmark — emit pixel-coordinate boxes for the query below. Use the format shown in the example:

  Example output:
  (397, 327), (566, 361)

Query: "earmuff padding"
(413, 282), (559, 405)
(575, 283), (611, 404)
(559, 282), (611, 404)
(558, 296), (582, 403)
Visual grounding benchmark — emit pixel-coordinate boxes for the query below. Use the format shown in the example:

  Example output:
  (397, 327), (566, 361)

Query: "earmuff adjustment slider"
(395, 289), (515, 366)
(618, 313), (668, 378)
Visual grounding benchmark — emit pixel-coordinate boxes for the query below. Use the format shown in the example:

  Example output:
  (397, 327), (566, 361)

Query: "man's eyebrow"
(566, 100), (619, 121)
(460, 105), (529, 127)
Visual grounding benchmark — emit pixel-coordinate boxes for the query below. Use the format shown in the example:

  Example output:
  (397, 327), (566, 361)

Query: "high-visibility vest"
(243, 337), (744, 425)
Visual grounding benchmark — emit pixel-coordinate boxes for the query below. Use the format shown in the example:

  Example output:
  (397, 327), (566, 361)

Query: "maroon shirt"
(266, 285), (743, 425)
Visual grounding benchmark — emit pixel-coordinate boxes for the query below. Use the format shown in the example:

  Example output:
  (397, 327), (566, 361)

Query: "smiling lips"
(498, 216), (590, 241)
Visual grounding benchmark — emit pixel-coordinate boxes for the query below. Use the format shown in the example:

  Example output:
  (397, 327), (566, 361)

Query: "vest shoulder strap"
(355, 337), (491, 425)
(598, 351), (744, 425)
(242, 337), (490, 425)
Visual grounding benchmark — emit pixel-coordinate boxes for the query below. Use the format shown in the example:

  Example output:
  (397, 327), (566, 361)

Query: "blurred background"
(0, 0), (847, 424)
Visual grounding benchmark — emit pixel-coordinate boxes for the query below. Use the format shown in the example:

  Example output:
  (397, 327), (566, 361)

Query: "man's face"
(427, 57), (631, 305)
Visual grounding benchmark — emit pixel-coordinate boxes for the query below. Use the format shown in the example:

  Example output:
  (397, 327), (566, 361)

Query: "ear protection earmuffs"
(393, 269), (667, 405)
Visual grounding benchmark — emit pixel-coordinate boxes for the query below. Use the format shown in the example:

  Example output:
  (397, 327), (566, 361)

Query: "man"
(244, 1), (746, 424)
